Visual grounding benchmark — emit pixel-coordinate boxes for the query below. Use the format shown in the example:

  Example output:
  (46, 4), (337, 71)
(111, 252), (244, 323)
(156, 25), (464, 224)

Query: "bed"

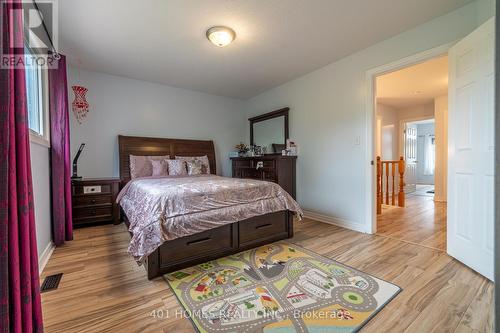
(118, 135), (302, 279)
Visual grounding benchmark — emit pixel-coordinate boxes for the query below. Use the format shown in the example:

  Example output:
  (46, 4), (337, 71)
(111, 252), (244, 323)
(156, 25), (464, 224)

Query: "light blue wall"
(477, 0), (495, 24)
(68, 69), (246, 178)
(244, 3), (480, 230)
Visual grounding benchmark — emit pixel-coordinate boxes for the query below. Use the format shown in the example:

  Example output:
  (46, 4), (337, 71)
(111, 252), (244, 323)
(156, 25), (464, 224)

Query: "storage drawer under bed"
(158, 224), (237, 267)
(142, 210), (293, 279)
(239, 211), (289, 246)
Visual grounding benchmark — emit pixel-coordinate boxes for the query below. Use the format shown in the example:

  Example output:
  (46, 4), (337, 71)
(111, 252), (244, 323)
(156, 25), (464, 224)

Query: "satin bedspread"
(117, 175), (302, 261)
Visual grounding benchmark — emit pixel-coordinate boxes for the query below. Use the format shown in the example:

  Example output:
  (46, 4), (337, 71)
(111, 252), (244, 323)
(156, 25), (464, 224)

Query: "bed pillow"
(175, 155), (210, 174)
(167, 159), (188, 176)
(129, 155), (170, 179)
(151, 159), (169, 177)
(186, 159), (204, 175)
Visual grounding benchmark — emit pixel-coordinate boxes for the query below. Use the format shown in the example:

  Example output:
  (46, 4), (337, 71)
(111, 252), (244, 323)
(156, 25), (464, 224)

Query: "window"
(24, 47), (50, 146)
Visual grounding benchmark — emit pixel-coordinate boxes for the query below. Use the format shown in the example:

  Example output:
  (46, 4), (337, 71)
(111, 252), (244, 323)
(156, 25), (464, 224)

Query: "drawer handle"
(91, 209), (96, 215)
(91, 199), (96, 204)
(256, 223), (272, 230)
(187, 237), (212, 246)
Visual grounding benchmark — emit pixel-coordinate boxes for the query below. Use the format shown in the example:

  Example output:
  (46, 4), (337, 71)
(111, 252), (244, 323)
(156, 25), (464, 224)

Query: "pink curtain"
(49, 55), (73, 245)
(0, 0), (44, 331)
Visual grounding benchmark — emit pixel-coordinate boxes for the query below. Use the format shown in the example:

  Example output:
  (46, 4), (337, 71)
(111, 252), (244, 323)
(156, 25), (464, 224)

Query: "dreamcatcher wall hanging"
(71, 85), (89, 123)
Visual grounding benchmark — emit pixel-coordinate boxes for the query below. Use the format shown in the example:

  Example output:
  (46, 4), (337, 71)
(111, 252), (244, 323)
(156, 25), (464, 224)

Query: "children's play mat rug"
(164, 241), (401, 333)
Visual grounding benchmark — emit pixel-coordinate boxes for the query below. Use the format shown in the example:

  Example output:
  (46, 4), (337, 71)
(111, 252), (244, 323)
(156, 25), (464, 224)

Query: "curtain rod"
(32, 0), (58, 55)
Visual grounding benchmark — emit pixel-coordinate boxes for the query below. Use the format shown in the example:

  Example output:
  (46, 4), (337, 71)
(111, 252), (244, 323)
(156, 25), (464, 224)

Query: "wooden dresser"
(71, 178), (120, 227)
(231, 155), (297, 199)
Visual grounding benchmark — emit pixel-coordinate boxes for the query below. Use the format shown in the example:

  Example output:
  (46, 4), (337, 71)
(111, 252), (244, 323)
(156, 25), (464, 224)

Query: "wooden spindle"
(385, 162), (389, 204)
(379, 161), (383, 205)
(391, 163), (396, 205)
(376, 157), (381, 214)
(398, 156), (405, 207)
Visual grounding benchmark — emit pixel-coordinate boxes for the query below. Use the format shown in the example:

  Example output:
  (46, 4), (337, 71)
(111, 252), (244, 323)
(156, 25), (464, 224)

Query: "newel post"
(398, 156), (405, 207)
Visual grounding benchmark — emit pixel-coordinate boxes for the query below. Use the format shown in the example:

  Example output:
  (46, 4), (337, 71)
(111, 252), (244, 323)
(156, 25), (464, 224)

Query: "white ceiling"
(59, 0), (471, 99)
(376, 55), (448, 108)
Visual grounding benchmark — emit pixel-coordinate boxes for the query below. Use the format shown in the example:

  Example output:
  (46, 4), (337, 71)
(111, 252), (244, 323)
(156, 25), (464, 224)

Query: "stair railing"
(376, 156), (405, 214)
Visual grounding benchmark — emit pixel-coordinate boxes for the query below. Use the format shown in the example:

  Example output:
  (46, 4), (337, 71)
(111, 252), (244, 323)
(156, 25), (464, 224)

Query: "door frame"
(365, 43), (453, 234)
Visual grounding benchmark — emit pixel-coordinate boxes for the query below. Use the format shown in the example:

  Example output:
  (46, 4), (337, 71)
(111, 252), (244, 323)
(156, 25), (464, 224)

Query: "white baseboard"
(38, 241), (55, 275)
(303, 210), (368, 233)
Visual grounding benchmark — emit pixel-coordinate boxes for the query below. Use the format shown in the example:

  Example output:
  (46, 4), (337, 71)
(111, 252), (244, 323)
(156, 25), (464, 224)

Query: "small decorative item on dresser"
(235, 142), (249, 156)
(250, 145), (263, 156)
(71, 178), (120, 228)
(285, 139), (298, 156)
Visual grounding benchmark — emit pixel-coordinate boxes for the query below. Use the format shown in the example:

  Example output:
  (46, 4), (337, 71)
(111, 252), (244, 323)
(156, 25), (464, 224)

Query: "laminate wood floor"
(41, 218), (492, 332)
(377, 194), (447, 251)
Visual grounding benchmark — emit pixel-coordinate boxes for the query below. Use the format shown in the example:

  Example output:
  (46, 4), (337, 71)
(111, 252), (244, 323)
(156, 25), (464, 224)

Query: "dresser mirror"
(249, 107), (289, 154)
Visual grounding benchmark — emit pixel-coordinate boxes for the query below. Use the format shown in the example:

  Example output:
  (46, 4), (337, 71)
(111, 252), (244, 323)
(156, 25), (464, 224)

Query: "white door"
(448, 18), (494, 280)
(404, 123), (418, 193)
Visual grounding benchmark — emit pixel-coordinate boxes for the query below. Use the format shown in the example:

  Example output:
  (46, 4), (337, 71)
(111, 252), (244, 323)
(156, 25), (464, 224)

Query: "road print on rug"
(164, 241), (401, 333)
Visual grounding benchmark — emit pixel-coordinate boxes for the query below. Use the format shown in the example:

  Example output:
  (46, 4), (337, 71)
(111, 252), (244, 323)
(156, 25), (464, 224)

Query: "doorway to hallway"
(374, 55), (448, 251)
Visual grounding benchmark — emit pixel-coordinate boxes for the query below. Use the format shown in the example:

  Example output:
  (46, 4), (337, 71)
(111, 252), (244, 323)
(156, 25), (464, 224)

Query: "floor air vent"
(41, 273), (63, 292)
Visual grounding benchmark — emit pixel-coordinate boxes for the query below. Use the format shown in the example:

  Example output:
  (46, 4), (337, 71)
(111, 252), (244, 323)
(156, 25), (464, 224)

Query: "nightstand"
(71, 178), (120, 228)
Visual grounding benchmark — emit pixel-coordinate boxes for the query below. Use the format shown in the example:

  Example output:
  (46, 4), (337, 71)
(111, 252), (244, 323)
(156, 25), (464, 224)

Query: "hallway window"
(424, 135), (435, 176)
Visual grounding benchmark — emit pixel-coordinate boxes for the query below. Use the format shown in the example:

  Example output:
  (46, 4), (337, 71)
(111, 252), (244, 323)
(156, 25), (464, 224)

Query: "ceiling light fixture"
(206, 26), (236, 47)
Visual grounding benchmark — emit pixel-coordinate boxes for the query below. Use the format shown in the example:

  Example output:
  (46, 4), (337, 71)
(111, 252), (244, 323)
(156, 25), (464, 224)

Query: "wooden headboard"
(118, 135), (216, 186)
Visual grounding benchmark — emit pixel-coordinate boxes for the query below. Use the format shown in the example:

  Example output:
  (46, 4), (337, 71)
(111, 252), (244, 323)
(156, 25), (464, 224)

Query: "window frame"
(25, 47), (50, 148)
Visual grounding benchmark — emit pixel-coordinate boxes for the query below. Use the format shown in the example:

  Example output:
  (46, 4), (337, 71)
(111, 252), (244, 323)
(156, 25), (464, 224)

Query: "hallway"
(377, 195), (446, 251)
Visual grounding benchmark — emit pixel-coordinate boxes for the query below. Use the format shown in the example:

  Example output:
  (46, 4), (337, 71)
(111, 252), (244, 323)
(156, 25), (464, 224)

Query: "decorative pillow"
(186, 160), (204, 175)
(151, 159), (169, 177)
(175, 155), (210, 174)
(129, 155), (169, 179)
(167, 159), (188, 176)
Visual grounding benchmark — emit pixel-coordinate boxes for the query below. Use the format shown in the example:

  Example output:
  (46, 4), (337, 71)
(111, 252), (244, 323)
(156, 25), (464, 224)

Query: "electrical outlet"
(354, 135), (361, 145)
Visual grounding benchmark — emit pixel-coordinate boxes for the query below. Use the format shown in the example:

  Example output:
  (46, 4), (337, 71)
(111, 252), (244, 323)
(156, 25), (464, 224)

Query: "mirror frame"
(249, 107), (289, 149)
